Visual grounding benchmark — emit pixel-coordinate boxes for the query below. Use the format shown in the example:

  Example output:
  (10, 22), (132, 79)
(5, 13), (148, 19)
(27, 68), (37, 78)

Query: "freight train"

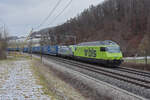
(7, 40), (123, 67)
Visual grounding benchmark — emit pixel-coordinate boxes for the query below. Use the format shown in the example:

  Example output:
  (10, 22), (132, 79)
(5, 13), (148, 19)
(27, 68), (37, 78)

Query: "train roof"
(77, 40), (118, 46)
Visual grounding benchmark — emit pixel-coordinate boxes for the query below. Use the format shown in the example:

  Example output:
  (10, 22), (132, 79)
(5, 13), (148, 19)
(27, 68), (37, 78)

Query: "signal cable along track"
(46, 56), (150, 89)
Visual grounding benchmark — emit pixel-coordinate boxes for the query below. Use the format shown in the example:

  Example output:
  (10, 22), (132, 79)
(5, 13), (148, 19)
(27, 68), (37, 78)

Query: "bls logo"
(84, 48), (96, 57)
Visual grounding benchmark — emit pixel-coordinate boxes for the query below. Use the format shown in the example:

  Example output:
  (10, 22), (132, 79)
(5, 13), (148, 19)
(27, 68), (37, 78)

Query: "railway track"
(34, 55), (148, 100)
(117, 67), (150, 78)
(45, 55), (150, 89)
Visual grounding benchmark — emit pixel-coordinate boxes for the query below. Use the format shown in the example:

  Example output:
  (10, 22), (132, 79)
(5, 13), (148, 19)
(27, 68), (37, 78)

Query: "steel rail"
(47, 56), (150, 89)
(118, 67), (150, 77)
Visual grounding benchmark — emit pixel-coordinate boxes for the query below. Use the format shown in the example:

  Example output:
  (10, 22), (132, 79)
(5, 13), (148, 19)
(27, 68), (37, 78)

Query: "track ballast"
(41, 55), (150, 99)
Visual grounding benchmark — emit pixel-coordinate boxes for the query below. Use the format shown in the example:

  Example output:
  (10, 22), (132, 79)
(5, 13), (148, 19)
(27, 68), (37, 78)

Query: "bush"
(0, 31), (8, 60)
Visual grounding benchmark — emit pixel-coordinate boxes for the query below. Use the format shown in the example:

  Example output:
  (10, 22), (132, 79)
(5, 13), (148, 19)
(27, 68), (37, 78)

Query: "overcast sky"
(0, 0), (104, 37)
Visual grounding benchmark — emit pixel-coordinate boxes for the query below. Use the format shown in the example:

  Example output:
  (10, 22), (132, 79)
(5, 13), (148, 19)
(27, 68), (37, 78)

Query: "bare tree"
(0, 26), (8, 59)
(38, 0), (150, 56)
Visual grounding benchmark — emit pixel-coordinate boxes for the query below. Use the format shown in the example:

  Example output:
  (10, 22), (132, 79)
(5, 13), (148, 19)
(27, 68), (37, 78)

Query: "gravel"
(0, 59), (51, 100)
(44, 57), (150, 99)
(39, 56), (147, 100)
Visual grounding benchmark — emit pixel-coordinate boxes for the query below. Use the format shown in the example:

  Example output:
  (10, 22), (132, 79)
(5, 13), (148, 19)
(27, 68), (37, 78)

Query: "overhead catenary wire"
(47, 0), (73, 26)
(27, 0), (73, 42)
(34, 0), (62, 30)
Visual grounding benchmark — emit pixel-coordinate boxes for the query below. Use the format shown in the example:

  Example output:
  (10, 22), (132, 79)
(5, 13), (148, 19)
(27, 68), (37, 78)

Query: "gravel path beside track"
(0, 59), (51, 100)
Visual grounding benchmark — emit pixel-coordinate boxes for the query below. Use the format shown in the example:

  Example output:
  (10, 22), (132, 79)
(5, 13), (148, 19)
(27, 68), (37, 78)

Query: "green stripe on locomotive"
(73, 45), (123, 60)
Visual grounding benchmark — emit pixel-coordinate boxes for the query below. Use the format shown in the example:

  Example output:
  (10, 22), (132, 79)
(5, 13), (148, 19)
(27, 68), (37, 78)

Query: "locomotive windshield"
(77, 40), (118, 46)
(107, 46), (120, 53)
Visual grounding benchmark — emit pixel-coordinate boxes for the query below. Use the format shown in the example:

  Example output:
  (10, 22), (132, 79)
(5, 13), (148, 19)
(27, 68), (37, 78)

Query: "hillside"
(38, 0), (150, 56)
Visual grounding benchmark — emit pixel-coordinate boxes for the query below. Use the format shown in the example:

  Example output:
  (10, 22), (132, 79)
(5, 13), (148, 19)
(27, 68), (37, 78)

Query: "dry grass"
(0, 52), (25, 63)
(8, 52), (31, 59)
(48, 65), (113, 100)
(31, 59), (86, 100)
(122, 62), (150, 71)
(0, 50), (6, 60)
(122, 58), (150, 71)
(124, 58), (150, 64)
(31, 60), (60, 100)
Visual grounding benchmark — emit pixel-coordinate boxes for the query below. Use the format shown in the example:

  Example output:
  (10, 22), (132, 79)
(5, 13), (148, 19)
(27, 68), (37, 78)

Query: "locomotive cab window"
(107, 46), (120, 53)
(100, 47), (106, 52)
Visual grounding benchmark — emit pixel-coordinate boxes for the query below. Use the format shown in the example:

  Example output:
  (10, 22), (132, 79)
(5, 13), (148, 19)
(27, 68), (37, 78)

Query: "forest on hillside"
(42, 0), (150, 56)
